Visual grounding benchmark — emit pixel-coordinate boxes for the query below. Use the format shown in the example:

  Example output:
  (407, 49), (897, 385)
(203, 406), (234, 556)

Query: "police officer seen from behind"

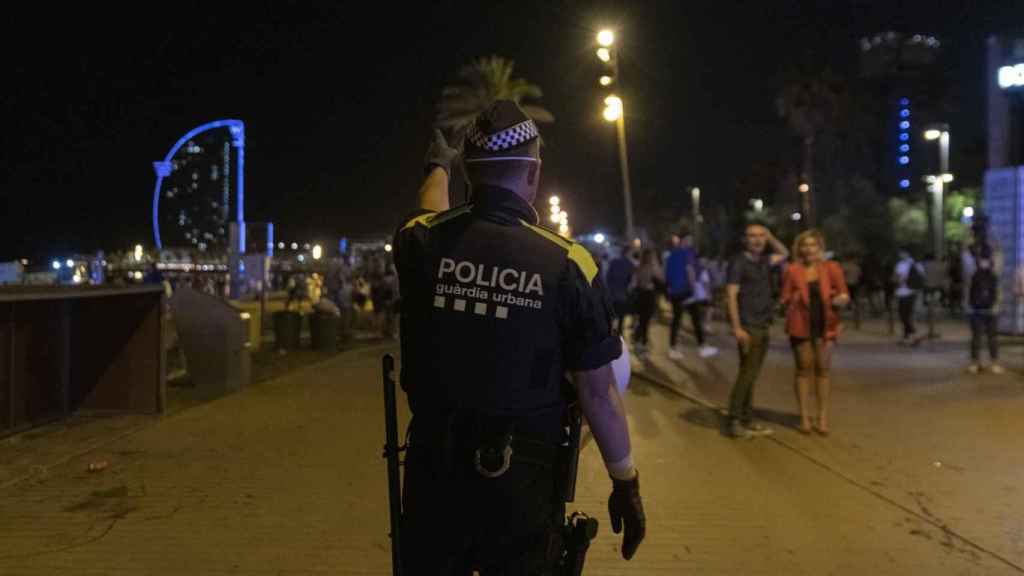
(394, 100), (645, 574)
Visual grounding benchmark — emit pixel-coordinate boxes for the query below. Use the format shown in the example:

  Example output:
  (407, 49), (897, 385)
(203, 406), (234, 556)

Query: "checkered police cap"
(464, 100), (541, 161)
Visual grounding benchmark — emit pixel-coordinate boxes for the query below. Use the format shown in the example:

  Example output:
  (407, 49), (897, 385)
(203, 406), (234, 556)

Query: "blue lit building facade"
(152, 120), (245, 252)
(984, 36), (1024, 333)
(859, 32), (946, 199)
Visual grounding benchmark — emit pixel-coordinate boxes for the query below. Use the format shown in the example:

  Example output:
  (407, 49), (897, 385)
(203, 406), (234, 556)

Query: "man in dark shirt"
(394, 101), (645, 573)
(725, 224), (789, 439)
(605, 246), (636, 335)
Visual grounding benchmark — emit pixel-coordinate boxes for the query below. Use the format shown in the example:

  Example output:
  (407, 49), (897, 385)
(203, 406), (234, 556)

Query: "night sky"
(2, 1), (1022, 261)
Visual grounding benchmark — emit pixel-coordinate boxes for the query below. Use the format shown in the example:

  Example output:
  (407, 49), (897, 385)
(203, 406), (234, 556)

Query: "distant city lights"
(791, 212), (802, 222)
(66, 259), (74, 268)
(900, 179), (911, 189)
(963, 206), (975, 218)
(384, 243), (393, 253)
(52, 260), (61, 270)
(291, 243), (298, 250)
(312, 244), (323, 260)
(899, 156), (910, 165)
(998, 63), (1024, 89)
(594, 233), (606, 244)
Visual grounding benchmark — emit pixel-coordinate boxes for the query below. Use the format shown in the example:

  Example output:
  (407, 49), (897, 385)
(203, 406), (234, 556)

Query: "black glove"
(608, 470), (646, 560)
(424, 128), (460, 177)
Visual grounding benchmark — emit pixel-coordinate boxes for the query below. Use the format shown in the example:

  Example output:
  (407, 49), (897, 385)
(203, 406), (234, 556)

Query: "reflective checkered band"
(467, 120), (539, 152)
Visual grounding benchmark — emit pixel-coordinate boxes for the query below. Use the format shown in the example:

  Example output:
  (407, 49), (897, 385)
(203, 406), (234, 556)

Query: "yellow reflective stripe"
(400, 205), (472, 231)
(401, 212), (435, 231)
(520, 220), (571, 250)
(428, 204), (472, 227)
(568, 244), (599, 285)
(520, 220), (599, 286)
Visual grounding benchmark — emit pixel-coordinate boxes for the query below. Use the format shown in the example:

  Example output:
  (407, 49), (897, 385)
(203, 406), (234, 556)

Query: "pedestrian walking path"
(1, 317), (1023, 574)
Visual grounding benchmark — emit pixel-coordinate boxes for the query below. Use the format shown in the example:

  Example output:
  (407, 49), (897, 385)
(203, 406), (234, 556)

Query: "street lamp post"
(798, 183), (811, 230)
(597, 30), (636, 242)
(691, 187), (701, 250)
(925, 126), (951, 258)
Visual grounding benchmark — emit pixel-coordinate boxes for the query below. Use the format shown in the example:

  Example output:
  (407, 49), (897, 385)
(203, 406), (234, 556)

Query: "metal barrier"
(0, 285), (166, 437)
(170, 287), (251, 398)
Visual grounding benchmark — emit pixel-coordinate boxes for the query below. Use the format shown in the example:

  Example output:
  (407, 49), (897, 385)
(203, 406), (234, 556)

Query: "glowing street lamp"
(593, 30), (634, 240)
(963, 206), (975, 219)
(134, 244), (144, 262)
(52, 260), (61, 270)
(312, 244), (323, 260)
(549, 195), (560, 206)
(594, 233), (606, 244)
(923, 125), (951, 257)
(384, 244), (393, 253)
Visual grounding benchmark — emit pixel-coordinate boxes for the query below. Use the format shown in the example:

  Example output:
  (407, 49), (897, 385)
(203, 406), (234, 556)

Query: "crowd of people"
(596, 215), (1014, 438)
(286, 252), (401, 340)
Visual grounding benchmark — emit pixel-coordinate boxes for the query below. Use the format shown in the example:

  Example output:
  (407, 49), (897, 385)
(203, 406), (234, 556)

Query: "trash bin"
(310, 313), (339, 352)
(274, 310), (302, 351)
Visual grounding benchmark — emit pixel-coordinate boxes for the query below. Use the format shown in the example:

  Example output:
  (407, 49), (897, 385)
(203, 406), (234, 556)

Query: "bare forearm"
(574, 365), (633, 477)
(726, 285), (741, 332)
(418, 167), (450, 212)
(768, 236), (789, 258)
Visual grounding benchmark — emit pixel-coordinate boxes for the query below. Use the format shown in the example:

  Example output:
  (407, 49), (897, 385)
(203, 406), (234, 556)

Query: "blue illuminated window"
(899, 156), (910, 165)
(900, 144), (910, 153)
(900, 109), (910, 118)
(899, 121), (910, 130)
(900, 179), (910, 188)
(899, 97), (910, 106)
(900, 133), (910, 141)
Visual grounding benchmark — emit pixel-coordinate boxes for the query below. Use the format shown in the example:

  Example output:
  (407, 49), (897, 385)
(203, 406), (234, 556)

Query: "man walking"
(665, 230), (697, 360)
(606, 245), (636, 337)
(893, 248), (925, 345)
(726, 224), (789, 439)
(962, 217), (1005, 374)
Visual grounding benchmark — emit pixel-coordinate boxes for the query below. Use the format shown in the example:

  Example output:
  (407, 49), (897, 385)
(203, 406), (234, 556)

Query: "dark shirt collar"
(471, 184), (539, 225)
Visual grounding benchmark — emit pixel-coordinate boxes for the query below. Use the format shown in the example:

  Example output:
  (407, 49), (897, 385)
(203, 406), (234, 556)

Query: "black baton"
(382, 354), (403, 576)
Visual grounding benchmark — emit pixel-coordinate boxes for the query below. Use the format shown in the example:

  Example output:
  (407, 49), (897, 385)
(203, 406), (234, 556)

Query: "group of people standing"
(601, 231), (723, 363)
(722, 224), (850, 438)
(596, 223), (850, 438)
(613, 217), (1011, 439)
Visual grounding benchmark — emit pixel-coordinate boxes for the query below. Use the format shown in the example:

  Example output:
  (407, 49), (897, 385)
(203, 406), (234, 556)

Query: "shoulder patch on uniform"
(520, 220), (572, 250)
(520, 220), (599, 285)
(401, 212), (435, 231)
(568, 243), (599, 285)
(401, 205), (472, 231)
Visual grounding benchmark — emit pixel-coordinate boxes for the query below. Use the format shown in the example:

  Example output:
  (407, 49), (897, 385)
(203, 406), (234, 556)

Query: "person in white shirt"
(893, 248), (925, 344)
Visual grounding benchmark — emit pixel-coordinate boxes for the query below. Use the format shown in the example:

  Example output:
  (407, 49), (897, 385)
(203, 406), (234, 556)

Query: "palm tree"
(437, 56), (555, 137)
(776, 70), (847, 228)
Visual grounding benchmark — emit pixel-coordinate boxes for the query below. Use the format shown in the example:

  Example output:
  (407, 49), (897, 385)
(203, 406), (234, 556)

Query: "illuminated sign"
(998, 64), (1024, 89)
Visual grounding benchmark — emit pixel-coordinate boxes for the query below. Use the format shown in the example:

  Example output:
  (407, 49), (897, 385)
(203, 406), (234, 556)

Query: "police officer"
(394, 100), (646, 574)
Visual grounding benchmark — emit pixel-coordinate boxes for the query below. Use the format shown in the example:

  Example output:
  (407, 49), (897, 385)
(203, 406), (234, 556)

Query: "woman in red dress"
(781, 230), (850, 435)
